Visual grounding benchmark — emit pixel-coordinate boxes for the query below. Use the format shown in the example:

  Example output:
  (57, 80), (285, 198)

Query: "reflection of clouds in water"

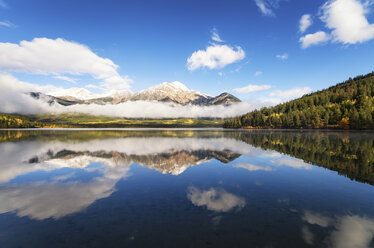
(302, 211), (374, 248)
(0, 156), (131, 220)
(187, 186), (245, 212)
(234, 163), (272, 172)
(330, 215), (374, 248)
(301, 226), (314, 245)
(303, 211), (332, 227)
(0, 180), (115, 220)
(271, 157), (312, 170)
(0, 137), (255, 183)
(263, 151), (282, 158)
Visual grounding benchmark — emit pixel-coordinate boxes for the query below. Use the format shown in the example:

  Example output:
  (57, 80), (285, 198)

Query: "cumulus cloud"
(275, 53), (288, 60)
(0, 37), (132, 90)
(299, 31), (330, 48)
(299, 14), (313, 33)
(0, 74), (57, 114)
(187, 186), (246, 212)
(233, 84), (271, 94)
(187, 44), (245, 71)
(321, 0), (374, 44)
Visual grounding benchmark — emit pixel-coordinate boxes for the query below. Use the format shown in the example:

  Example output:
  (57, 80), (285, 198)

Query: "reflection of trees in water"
(1, 129), (373, 185)
(227, 131), (374, 185)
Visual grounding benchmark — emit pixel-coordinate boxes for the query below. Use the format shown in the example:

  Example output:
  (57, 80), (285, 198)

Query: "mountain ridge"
(33, 81), (241, 106)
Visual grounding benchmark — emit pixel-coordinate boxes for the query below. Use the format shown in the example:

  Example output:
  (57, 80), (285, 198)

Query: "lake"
(0, 129), (374, 248)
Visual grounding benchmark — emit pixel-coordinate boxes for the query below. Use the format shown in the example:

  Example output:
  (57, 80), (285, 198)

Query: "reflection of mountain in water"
(31, 149), (240, 175)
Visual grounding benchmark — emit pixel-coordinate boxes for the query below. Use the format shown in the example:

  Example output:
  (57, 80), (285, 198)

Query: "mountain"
(130, 81), (210, 104)
(224, 72), (374, 129)
(48, 87), (100, 100)
(31, 81), (241, 106)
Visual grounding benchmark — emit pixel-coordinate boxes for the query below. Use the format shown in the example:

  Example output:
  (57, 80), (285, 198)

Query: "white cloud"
(0, 21), (13, 27)
(218, 71), (223, 77)
(275, 53), (288, 60)
(187, 44), (245, 71)
(262, 86), (312, 105)
(211, 29), (224, 42)
(299, 31), (330, 48)
(53, 75), (77, 84)
(299, 14), (313, 33)
(255, 0), (284, 16)
(269, 86), (312, 101)
(321, 0), (374, 44)
(187, 186), (246, 212)
(255, 71), (263, 76)
(255, 0), (274, 16)
(0, 37), (132, 90)
(233, 84), (271, 93)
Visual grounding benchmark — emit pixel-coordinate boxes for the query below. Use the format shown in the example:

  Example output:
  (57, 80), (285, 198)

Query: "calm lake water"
(0, 129), (374, 248)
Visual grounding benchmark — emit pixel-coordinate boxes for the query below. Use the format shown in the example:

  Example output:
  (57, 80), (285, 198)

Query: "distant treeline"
(0, 114), (42, 128)
(0, 113), (223, 128)
(224, 72), (374, 129)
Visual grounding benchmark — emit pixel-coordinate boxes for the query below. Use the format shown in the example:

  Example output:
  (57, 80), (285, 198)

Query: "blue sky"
(1, 0), (374, 102)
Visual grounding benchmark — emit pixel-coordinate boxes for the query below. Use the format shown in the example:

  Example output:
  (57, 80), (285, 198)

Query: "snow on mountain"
(41, 81), (239, 106)
(48, 87), (99, 100)
(131, 81), (211, 104)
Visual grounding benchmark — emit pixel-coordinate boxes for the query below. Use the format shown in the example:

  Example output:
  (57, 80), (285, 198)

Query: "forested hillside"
(224, 72), (374, 129)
